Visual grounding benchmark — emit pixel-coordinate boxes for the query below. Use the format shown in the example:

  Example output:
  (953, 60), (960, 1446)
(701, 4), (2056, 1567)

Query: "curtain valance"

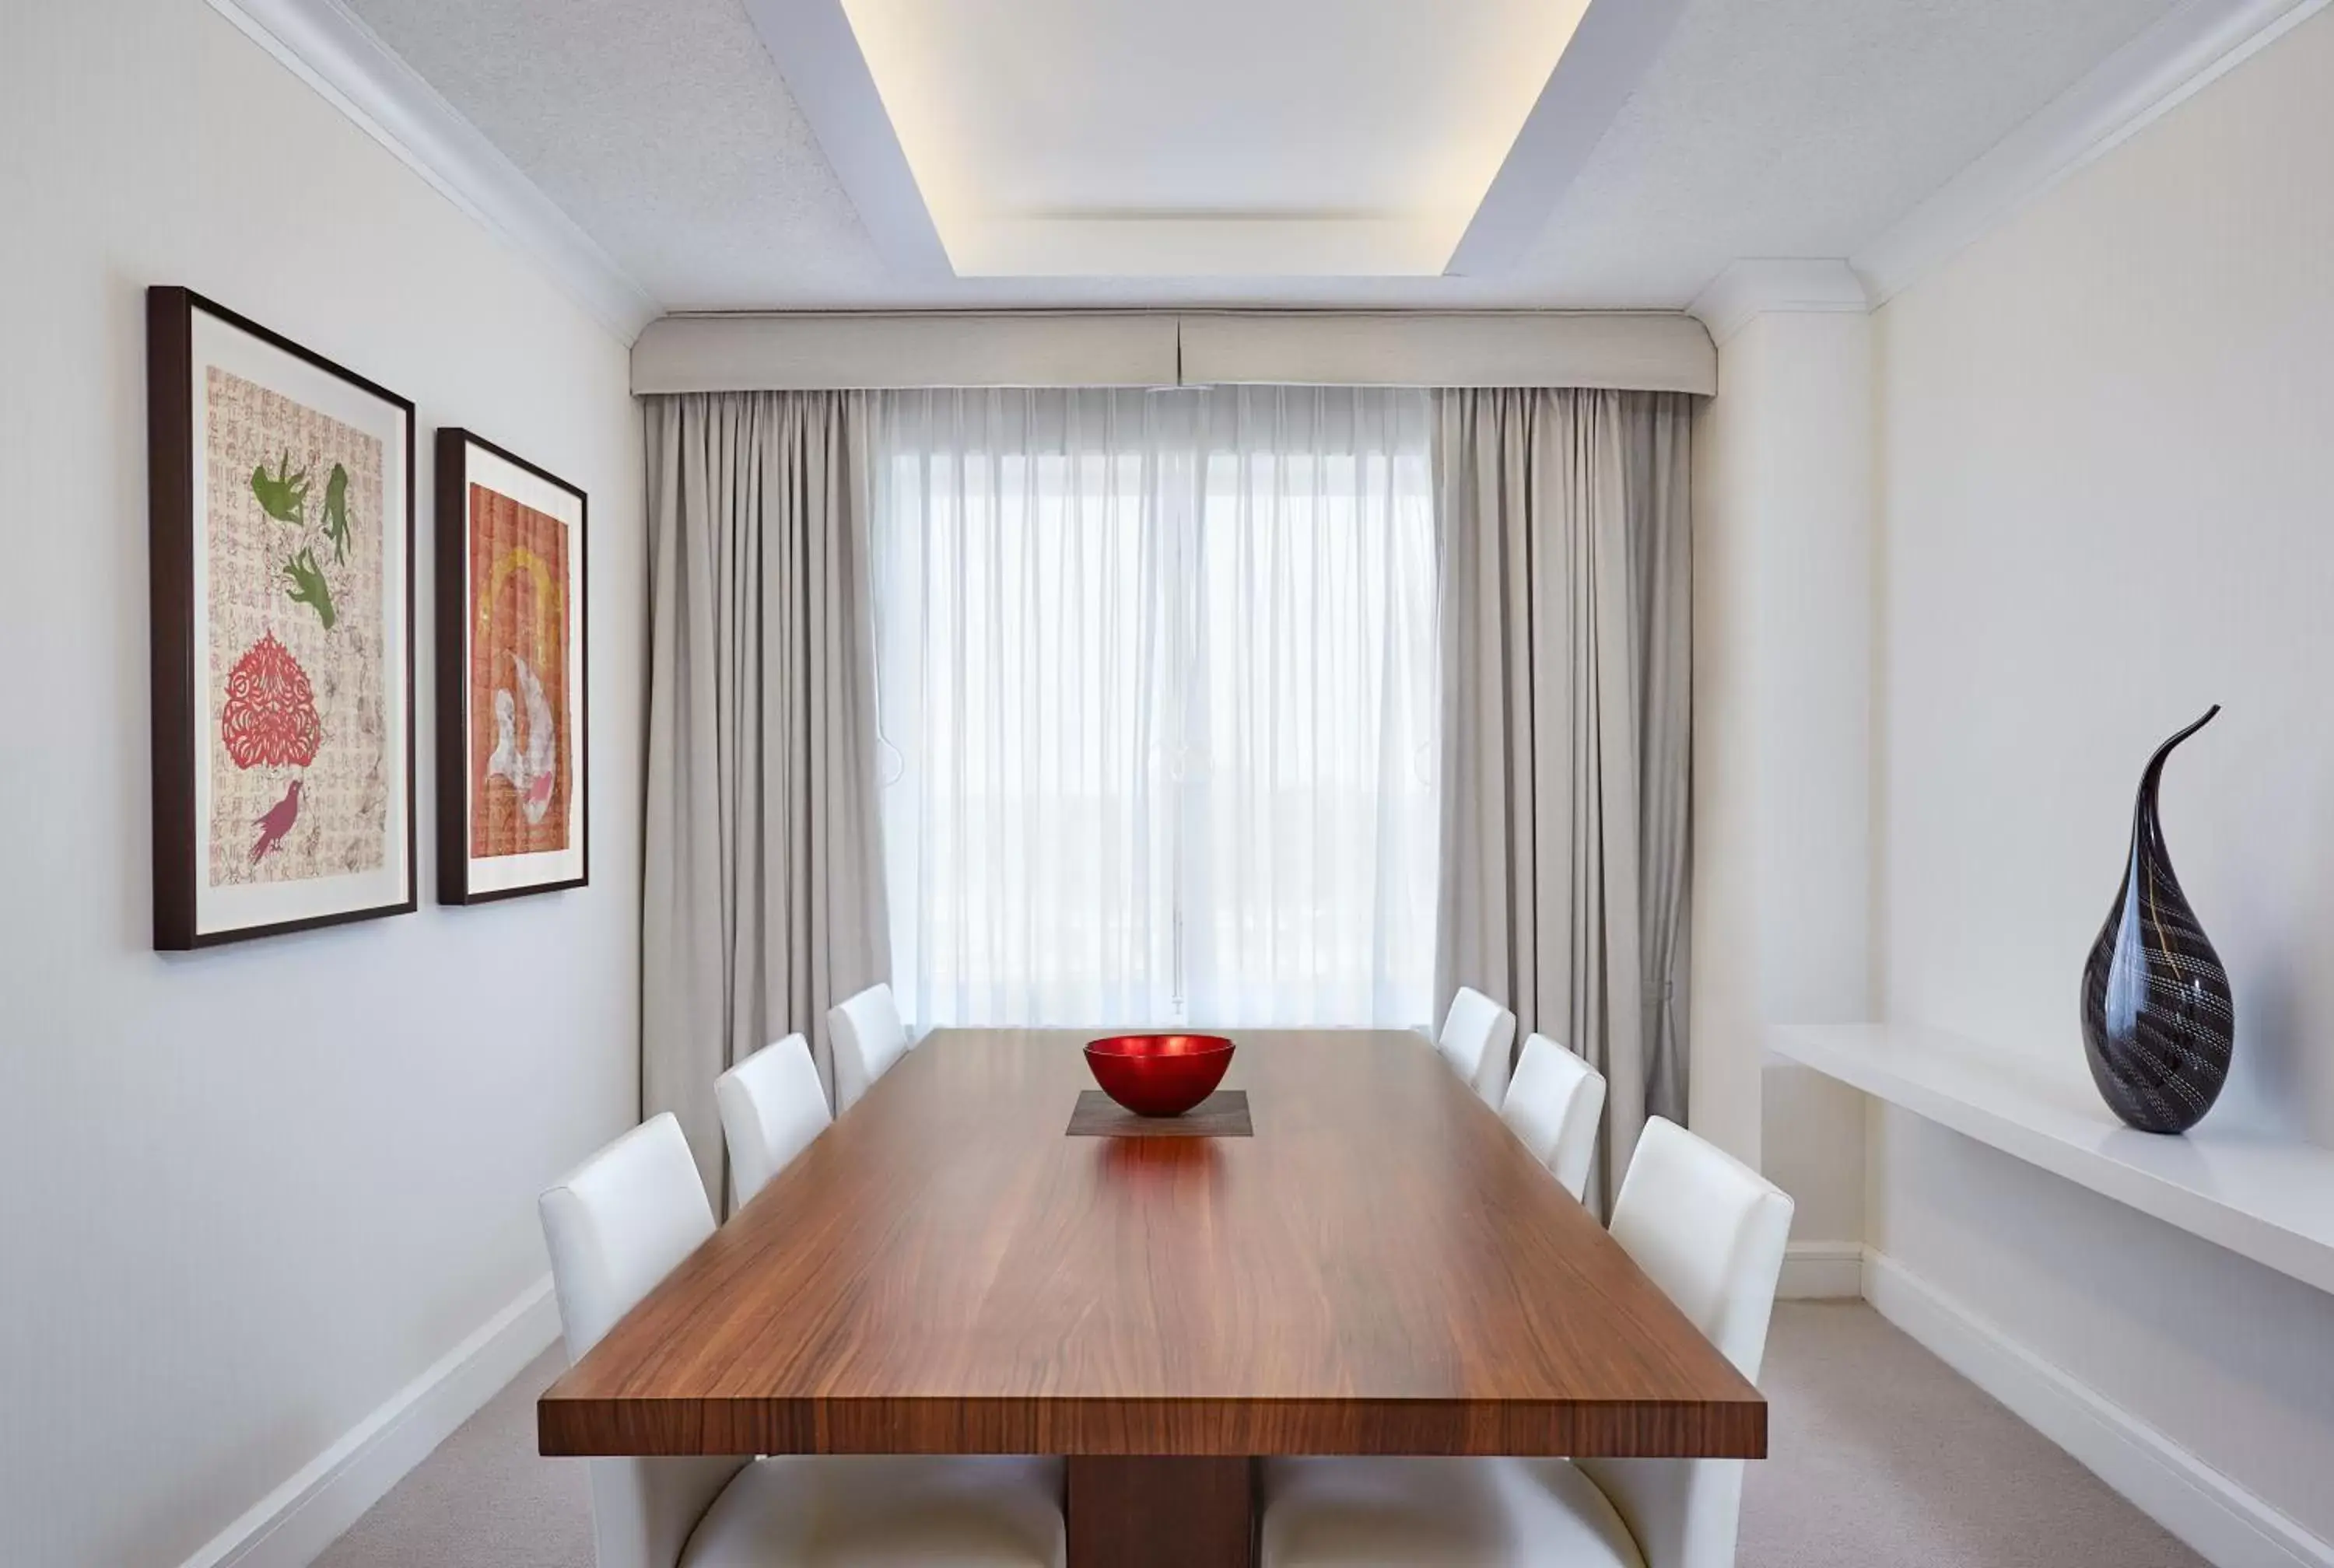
(631, 312), (1715, 397)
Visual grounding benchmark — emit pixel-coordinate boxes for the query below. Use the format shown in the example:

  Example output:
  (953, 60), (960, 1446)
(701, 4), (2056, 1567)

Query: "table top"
(538, 1028), (1764, 1459)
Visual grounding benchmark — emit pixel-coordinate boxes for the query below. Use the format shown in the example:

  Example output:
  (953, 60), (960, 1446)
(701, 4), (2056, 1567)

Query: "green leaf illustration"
(321, 463), (352, 563)
(282, 547), (337, 631)
(251, 450), (310, 524)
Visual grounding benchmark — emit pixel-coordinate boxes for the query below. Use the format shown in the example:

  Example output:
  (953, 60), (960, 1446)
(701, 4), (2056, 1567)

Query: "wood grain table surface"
(538, 1027), (1764, 1464)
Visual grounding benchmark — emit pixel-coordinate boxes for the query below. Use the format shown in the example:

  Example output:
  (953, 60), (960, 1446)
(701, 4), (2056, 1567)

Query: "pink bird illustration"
(251, 779), (303, 864)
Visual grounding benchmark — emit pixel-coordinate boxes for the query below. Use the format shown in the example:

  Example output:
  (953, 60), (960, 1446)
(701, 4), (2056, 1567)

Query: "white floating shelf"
(1769, 1022), (2334, 1299)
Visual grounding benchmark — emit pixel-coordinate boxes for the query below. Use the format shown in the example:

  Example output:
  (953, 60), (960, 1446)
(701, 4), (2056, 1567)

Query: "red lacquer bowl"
(1084, 1034), (1236, 1117)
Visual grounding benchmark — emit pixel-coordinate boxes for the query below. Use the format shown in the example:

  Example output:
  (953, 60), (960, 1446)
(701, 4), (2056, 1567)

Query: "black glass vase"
(2078, 706), (2233, 1133)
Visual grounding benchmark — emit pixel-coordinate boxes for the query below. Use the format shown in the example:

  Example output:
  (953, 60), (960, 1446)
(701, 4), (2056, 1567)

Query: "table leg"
(1065, 1456), (1256, 1568)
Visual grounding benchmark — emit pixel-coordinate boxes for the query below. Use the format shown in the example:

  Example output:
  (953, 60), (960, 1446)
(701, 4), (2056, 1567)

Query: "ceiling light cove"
(749, 0), (1680, 281)
(941, 215), (1457, 279)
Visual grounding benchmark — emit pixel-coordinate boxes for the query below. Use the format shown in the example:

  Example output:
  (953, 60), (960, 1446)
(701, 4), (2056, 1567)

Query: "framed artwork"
(147, 288), (415, 950)
(434, 429), (588, 903)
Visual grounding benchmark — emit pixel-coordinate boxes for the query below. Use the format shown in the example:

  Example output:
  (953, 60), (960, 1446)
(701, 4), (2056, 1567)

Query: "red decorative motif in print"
(220, 631), (323, 769)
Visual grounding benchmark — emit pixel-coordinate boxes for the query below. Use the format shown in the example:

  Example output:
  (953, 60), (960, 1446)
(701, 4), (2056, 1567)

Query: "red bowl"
(1084, 1034), (1235, 1117)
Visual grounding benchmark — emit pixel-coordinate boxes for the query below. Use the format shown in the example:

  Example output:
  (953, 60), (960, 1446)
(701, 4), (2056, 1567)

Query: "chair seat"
(682, 1454), (1064, 1567)
(1260, 1457), (1645, 1568)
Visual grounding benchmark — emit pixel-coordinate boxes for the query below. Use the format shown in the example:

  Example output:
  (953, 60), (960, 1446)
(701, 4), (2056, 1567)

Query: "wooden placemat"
(1067, 1089), (1252, 1138)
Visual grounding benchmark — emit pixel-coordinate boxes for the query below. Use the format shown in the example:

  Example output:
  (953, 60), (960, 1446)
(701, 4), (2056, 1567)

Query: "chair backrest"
(539, 1115), (745, 1568)
(715, 1033), (832, 1206)
(1500, 1034), (1607, 1202)
(829, 982), (910, 1114)
(1435, 986), (1516, 1108)
(1578, 1117), (1794, 1568)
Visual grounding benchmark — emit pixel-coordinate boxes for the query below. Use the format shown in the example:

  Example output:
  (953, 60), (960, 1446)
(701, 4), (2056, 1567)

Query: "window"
(872, 387), (1437, 1031)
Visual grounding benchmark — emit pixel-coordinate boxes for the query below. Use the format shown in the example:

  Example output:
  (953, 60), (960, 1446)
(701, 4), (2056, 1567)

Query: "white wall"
(0, 5), (643, 1565)
(1873, 2), (2334, 1543)
(1690, 306), (1873, 1249)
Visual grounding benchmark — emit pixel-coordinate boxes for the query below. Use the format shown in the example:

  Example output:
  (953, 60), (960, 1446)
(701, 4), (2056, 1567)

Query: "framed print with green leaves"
(147, 288), (415, 949)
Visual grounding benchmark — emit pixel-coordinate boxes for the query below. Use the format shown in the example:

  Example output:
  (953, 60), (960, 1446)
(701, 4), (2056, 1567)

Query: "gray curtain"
(1433, 388), (1694, 1210)
(642, 390), (892, 1203)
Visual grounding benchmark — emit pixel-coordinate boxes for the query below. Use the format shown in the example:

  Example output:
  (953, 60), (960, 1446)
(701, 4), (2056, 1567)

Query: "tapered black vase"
(2079, 706), (2232, 1133)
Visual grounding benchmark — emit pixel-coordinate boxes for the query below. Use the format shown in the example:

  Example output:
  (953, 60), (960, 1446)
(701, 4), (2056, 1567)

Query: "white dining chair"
(539, 1114), (1067, 1568)
(714, 1033), (832, 1208)
(829, 982), (911, 1115)
(1501, 1034), (1608, 1202)
(1258, 1117), (1794, 1568)
(1436, 986), (1517, 1108)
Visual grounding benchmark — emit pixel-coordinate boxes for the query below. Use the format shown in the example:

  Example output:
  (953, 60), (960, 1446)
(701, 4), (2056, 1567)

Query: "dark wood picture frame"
(148, 287), (417, 950)
(434, 428), (591, 905)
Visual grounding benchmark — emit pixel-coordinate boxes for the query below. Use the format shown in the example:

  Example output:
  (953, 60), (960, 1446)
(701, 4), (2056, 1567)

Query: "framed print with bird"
(147, 287), (415, 949)
(434, 428), (588, 904)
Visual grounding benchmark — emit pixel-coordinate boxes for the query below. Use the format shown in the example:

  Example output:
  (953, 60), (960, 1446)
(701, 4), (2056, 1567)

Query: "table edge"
(536, 1391), (1768, 1460)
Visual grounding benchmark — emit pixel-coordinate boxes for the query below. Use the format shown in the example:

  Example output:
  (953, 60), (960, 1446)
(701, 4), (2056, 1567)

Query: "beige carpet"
(317, 1301), (2204, 1567)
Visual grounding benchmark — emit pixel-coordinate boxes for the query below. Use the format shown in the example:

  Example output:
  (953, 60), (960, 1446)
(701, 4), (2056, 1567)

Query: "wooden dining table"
(539, 1029), (1764, 1567)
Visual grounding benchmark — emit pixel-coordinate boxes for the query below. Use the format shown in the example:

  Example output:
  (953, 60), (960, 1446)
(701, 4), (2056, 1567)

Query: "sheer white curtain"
(872, 387), (1438, 1031)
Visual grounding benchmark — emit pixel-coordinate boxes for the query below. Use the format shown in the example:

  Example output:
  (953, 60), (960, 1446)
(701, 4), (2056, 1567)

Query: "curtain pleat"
(642, 390), (891, 1204)
(1433, 389), (1694, 1210)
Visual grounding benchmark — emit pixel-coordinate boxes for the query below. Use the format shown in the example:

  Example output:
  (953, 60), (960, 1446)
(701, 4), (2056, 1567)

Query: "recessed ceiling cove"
(745, 0), (1688, 278)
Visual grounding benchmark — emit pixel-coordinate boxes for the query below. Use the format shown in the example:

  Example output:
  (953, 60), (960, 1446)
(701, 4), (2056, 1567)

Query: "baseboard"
(1777, 1241), (1865, 1299)
(177, 1275), (562, 1568)
(1862, 1250), (2333, 1568)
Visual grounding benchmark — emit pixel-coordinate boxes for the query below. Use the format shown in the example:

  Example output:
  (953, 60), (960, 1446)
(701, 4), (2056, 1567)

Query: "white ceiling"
(338, 0), (2186, 312)
(824, 0), (1597, 276)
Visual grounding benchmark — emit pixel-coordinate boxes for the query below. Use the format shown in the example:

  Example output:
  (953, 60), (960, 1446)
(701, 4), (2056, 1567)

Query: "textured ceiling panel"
(342, 0), (2186, 310)
(1502, 0), (2191, 303)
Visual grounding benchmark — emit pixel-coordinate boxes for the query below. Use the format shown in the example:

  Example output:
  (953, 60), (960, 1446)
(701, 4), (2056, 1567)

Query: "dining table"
(538, 1028), (1765, 1568)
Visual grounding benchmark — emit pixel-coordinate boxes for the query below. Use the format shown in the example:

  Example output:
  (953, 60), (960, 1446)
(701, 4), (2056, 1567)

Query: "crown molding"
(1687, 260), (1869, 347)
(1852, 0), (2330, 305)
(207, 0), (659, 343)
